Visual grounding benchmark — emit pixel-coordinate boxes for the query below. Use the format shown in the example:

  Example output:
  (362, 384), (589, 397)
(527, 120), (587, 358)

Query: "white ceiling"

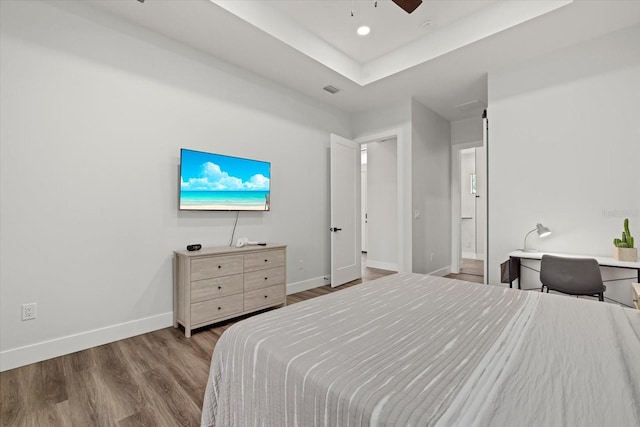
(254, 0), (499, 64)
(88, 0), (640, 121)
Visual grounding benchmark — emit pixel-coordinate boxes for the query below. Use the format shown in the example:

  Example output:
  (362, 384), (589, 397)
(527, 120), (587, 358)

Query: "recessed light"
(357, 26), (371, 36)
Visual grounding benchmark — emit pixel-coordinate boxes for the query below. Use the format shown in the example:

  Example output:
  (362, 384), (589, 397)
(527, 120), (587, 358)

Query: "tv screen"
(179, 148), (271, 211)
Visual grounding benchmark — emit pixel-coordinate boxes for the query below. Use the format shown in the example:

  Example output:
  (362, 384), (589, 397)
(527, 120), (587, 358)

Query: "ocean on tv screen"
(180, 190), (270, 211)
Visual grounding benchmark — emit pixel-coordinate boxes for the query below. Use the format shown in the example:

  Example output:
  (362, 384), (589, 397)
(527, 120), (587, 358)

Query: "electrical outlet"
(22, 303), (37, 321)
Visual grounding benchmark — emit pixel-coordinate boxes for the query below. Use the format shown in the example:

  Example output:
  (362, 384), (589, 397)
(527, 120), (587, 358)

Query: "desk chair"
(540, 254), (606, 301)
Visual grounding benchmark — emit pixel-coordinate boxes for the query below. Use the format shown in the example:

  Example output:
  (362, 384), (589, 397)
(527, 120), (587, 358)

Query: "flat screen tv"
(180, 148), (270, 211)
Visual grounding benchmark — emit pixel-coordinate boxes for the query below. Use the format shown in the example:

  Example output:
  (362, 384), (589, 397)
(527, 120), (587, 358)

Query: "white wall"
(366, 139), (398, 270)
(351, 101), (411, 138)
(0, 1), (351, 370)
(411, 100), (451, 275)
(451, 117), (483, 145)
(488, 24), (640, 305)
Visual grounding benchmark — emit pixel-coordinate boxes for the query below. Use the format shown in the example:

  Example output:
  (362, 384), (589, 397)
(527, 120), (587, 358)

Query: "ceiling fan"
(391, 0), (423, 14)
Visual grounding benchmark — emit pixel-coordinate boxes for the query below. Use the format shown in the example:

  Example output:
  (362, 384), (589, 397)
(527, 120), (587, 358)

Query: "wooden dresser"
(173, 244), (286, 337)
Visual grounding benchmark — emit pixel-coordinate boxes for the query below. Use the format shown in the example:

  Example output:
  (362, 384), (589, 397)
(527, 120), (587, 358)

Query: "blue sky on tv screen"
(180, 149), (270, 192)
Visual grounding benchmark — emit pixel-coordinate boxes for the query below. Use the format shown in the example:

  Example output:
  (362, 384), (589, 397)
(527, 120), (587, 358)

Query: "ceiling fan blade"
(391, 0), (423, 14)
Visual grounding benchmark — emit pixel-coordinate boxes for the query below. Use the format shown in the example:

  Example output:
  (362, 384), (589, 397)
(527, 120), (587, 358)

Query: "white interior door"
(330, 134), (361, 287)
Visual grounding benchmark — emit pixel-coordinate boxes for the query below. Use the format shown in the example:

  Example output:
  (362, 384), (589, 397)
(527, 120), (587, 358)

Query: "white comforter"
(202, 273), (640, 426)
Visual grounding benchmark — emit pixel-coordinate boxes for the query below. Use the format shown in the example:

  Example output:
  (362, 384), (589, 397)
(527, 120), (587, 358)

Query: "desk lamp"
(522, 223), (551, 252)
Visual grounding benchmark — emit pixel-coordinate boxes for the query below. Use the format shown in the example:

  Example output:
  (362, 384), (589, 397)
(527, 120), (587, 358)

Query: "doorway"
(450, 141), (486, 282)
(360, 139), (398, 272)
(336, 126), (409, 278)
(460, 147), (483, 260)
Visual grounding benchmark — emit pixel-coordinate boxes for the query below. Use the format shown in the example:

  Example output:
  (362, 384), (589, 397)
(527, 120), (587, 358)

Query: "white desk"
(507, 250), (640, 290)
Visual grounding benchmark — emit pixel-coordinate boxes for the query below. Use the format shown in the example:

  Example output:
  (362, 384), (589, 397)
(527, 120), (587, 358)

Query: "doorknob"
(330, 227), (343, 232)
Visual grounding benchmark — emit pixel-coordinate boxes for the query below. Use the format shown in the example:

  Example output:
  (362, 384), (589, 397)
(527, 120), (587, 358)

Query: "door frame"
(355, 127), (410, 273)
(451, 140), (485, 279)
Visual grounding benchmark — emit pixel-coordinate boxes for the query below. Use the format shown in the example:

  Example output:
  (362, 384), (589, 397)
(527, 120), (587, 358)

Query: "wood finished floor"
(445, 258), (484, 284)
(0, 266), (393, 427)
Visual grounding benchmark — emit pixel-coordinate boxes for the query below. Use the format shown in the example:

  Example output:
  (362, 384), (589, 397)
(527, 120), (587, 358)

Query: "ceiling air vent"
(455, 100), (486, 112)
(323, 85), (341, 94)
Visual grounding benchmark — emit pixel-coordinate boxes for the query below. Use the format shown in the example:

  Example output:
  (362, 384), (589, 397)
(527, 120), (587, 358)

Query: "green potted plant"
(613, 218), (637, 262)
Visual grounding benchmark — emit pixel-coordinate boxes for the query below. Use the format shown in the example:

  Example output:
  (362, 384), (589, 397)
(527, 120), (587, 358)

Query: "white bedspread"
(201, 273), (640, 426)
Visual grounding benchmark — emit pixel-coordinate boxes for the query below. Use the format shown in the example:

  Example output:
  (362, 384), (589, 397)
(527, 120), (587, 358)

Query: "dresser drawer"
(191, 255), (243, 281)
(191, 293), (244, 325)
(244, 284), (286, 311)
(244, 250), (285, 272)
(244, 267), (286, 291)
(191, 274), (243, 303)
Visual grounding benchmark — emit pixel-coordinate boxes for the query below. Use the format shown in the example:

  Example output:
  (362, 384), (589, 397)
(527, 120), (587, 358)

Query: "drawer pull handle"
(264, 277), (268, 280)
(264, 259), (268, 262)
(217, 307), (222, 310)
(218, 265), (222, 269)
(264, 295), (268, 298)
(218, 286), (222, 290)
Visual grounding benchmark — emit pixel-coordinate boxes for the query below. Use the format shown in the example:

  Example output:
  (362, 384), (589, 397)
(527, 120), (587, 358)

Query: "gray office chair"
(540, 254), (606, 301)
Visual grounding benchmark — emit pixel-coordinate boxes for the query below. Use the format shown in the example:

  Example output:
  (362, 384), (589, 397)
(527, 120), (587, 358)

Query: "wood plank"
(91, 344), (144, 421)
(64, 367), (116, 426)
(139, 367), (201, 426)
(24, 400), (72, 427)
(0, 364), (27, 425)
(141, 328), (211, 409)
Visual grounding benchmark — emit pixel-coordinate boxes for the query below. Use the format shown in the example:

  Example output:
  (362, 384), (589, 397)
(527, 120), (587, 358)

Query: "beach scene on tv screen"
(180, 150), (270, 211)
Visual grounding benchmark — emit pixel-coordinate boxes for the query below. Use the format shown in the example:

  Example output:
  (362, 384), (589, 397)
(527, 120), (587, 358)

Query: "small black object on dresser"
(186, 244), (202, 252)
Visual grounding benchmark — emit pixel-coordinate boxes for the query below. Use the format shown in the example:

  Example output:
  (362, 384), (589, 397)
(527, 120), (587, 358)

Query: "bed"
(201, 273), (640, 426)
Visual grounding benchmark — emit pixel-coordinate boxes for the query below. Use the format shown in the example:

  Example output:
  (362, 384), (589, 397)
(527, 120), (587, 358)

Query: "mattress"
(201, 273), (640, 426)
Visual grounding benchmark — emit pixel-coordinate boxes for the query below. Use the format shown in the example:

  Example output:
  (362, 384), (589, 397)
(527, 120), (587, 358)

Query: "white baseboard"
(428, 265), (451, 277)
(366, 259), (398, 271)
(287, 275), (330, 295)
(0, 312), (173, 372)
